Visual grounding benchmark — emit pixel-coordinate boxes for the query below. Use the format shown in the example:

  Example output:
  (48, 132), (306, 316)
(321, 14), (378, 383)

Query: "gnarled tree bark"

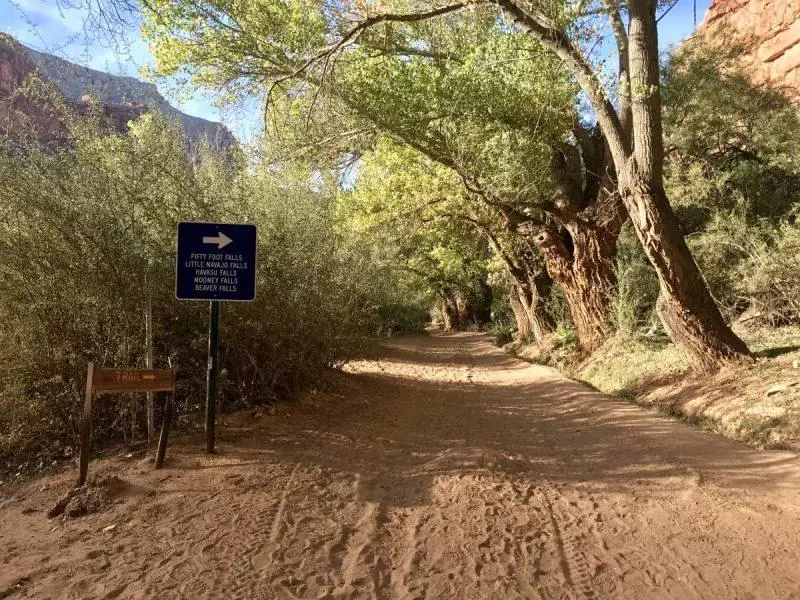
(515, 260), (556, 345)
(494, 0), (751, 369)
(527, 221), (617, 353)
(438, 287), (492, 332)
(614, 0), (750, 369)
(509, 290), (533, 341)
(439, 290), (460, 331)
(620, 170), (750, 369)
(467, 216), (555, 345)
(518, 127), (625, 353)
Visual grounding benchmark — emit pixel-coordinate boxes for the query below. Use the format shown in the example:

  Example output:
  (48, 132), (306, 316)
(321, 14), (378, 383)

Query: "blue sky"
(656, 0), (714, 47)
(2, 0), (713, 141)
(1, 0), (258, 138)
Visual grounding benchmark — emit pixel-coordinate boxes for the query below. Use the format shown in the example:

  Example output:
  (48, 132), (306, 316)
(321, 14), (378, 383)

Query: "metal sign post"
(205, 300), (220, 453)
(175, 222), (257, 453)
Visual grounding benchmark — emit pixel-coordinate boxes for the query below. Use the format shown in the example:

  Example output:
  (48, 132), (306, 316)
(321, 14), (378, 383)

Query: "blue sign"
(176, 222), (257, 301)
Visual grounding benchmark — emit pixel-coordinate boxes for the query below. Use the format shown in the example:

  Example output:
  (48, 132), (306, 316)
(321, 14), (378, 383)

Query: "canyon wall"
(698, 0), (800, 99)
(0, 35), (234, 147)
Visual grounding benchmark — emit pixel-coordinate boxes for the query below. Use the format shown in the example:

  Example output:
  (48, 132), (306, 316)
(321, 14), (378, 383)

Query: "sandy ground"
(3, 331), (800, 599)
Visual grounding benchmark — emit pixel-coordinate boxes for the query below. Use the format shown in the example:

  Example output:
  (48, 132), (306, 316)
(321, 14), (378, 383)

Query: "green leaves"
(139, 0), (576, 208)
(0, 97), (427, 458)
(142, 0), (328, 96)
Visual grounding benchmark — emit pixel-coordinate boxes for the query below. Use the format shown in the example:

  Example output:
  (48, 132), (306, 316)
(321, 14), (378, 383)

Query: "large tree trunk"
(509, 291), (533, 342)
(616, 0), (751, 369)
(621, 173), (750, 369)
(439, 292), (459, 332)
(470, 218), (554, 344)
(529, 221), (617, 353)
(456, 295), (470, 327)
(522, 128), (624, 353)
(512, 269), (555, 345)
(520, 268), (555, 344)
(493, 0), (751, 369)
(440, 289), (488, 331)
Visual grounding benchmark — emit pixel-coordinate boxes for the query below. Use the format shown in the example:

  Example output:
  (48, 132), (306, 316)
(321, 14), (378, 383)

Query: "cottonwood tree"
(477, 0), (751, 368)
(333, 0), (751, 368)
(140, 3), (628, 351)
(342, 140), (502, 332)
(345, 137), (557, 342)
(138, 0), (749, 368)
(334, 43), (626, 350)
(321, 30), (590, 346)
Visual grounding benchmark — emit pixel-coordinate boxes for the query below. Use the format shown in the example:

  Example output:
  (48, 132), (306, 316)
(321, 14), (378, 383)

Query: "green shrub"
(737, 221), (800, 324)
(0, 98), (412, 467)
(486, 323), (514, 346)
(610, 225), (661, 337)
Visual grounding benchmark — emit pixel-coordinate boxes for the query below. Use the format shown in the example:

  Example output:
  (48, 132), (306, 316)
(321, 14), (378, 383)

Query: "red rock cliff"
(1, 34), (234, 148)
(0, 35), (66, 141)
(698, 0), (800, 98)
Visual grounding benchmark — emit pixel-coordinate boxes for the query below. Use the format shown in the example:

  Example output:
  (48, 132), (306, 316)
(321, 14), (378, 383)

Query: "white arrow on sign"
(202, 231), (233, 249)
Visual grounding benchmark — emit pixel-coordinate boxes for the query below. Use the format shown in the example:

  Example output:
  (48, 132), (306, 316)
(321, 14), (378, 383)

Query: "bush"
(373, 302), (430, 336)
(737, 221), (800, 324)
(0, 100), (412, 468)
(486, 322), (514, 346)
(610, 225), (661, 337)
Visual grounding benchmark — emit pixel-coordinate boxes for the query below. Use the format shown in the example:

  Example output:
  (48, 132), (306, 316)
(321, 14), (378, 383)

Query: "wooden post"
(77, 366), (176, 485)
(155, 376), (175, 469)
(145, 281), (155, 443)
(77, 362), (94, 488)
(130, 396), (136, 446)
(205, 301), (220, 453)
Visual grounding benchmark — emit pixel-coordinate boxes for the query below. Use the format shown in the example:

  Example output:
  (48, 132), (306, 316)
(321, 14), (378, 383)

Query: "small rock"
(0, 496), (19, 510)
(746, 406), (787, 418)
(48, 490), (76, 519)
(102, 524), (116, 532)
(67, 503), (88, 518)
(766, 384), (788, 396)
(91, 557), (111, 573)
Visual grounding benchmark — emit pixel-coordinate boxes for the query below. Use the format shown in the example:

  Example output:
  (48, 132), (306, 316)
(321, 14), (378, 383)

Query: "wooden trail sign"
(93, 369), (175, 394)
(77, 363), (176, 488)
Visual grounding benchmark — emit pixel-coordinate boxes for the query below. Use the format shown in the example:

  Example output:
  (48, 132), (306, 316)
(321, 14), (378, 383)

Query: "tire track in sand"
(540, 487), (598, 600)
(225, 463), (302, 600)
(331, 502), (379, 597)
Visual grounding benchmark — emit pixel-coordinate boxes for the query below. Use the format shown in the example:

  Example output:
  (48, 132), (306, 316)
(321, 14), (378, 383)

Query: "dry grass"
(512, 326), (800, 450)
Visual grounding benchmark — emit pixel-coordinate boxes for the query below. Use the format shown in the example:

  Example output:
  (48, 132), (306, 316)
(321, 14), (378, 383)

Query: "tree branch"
(493, 0), (631, 169)
(602, 0), (632, 137)
(265, 3), (467, 105)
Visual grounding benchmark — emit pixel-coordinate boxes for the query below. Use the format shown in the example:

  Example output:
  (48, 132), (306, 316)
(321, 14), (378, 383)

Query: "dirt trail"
(3, 332), (800, 599)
